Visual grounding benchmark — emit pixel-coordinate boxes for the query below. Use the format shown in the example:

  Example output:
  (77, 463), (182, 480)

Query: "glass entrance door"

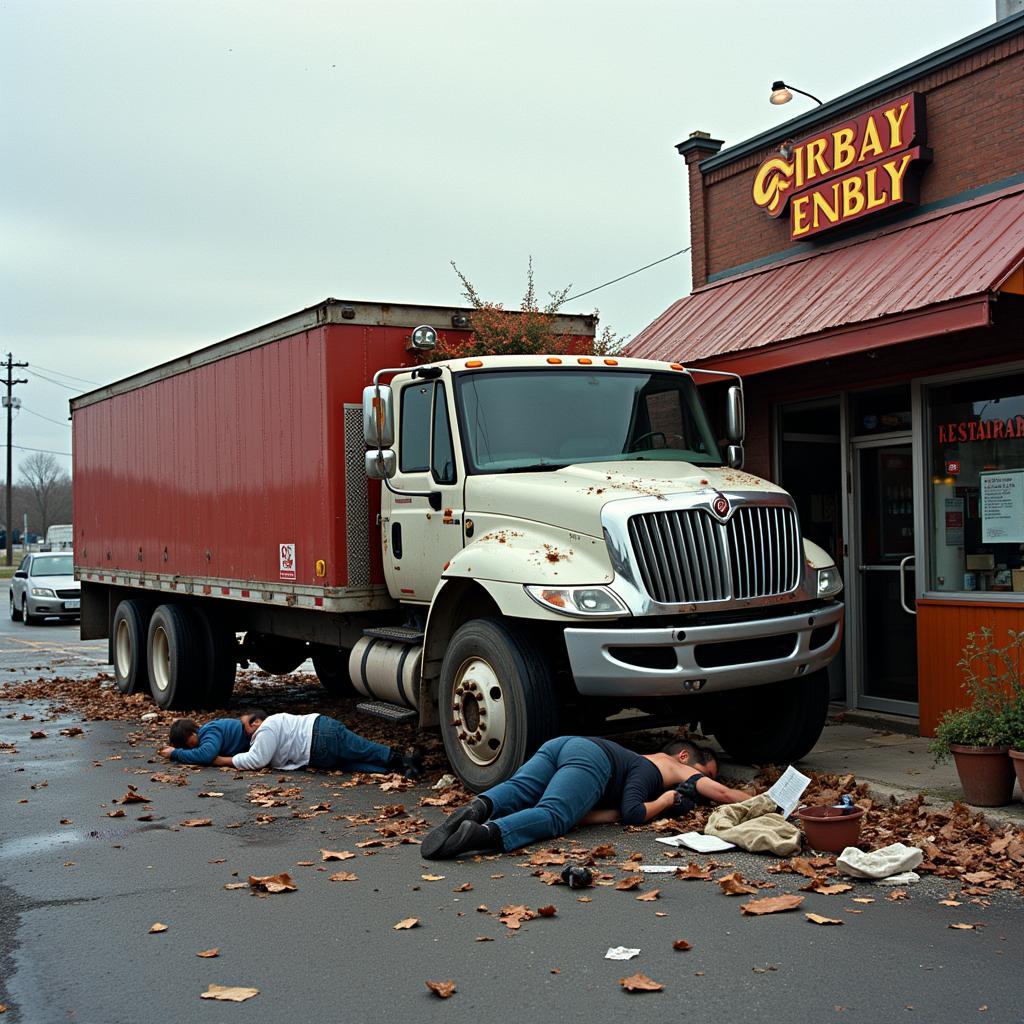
(853, 441), (918, 710)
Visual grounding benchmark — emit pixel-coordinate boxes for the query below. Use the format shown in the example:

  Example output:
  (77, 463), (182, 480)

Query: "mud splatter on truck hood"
(465, 461), (787, 537)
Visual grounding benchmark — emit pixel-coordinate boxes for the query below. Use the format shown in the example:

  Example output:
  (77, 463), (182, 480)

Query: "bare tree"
(18, 452), (72, 538)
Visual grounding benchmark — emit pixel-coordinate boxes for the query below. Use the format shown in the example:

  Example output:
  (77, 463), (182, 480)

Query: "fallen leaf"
(223, 882), (248, 890)
(120, 790), (150, 804)
(499, 905), (536, 930)
(321, 849), (355, 861)
(475, 935), (493, 942)
(426, 980), (456, 999)
(962, 870), (995, 884)
(577, 896), (592, 903)
(200, 985), (259, 1003)
(636, 890), (661, 902)
(940, 899), (962, 907)
(851, 898), (875, 904)
(537, 905), (557, 917)
(197, 792), (224, 798)
(790, 857), (819, 878)
(619, 972), (664, 993)
(452, 882), (473, 892)
(196, 948), (219, 958)
(180, 818), (212, 827)
(329, 871), (358, 882)
(672, 940), (693, 951)
(528, 850), (567, 866)
(887, 890), (909, 901)
(137, 813), (155, 822)
(718, 872), (757, 896)
(803, 880), (853, 895)
(615, 875), (643, 891)
(106, 809), (125, 818)
(421, 873), (445, 881)
(740, 894), (804, 916)
(59, 818), (72, 825)
(806, 913), (843, 925)
(59, 727), (84, 737)
(394, 917), (420, 930)
(248, 872), (297, 894)
(149, 922), (168, 933)
(948, 922), (978, 930)
(675, 863), (712, 880)
(295, 860), (314, 867)
(30, 731), (47, 739)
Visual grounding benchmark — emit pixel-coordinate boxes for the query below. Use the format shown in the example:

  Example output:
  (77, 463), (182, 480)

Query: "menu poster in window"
(944, 497), (964, 547)
(981, 471), (1024, 544)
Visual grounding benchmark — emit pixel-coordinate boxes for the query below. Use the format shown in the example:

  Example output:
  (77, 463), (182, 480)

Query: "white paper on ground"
(605, 947), (641, 960)
(654, 832), (735, 852)
(639, 865), (678, 873)
(766, 765), (812, 819)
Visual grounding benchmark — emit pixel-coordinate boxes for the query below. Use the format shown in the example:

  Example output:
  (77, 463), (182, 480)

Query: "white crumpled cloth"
(836, 842), (923, 879)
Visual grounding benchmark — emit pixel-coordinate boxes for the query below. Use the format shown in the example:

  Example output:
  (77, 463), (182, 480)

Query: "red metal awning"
(628, 185), (1024, 375)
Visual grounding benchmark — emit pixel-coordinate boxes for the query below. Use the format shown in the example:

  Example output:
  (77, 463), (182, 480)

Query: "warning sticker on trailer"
(279, 543), (297, 581)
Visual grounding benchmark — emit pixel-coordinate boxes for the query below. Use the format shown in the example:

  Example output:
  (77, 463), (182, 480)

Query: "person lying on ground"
(211, 709), (423, 779)
(158, 717), (249, 765)
(421, 736), (749, 859)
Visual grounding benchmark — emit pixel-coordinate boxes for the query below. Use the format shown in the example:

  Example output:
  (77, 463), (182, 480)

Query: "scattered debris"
(200, 985), (258, 1003)
(426, 980), (456, 999)
(619, 972), (663, 993)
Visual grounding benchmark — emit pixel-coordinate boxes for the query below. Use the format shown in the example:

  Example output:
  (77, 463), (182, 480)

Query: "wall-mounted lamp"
(451, 313), (471, 328)
(778, 138), (794, 159)
(770, 80), (823, 107)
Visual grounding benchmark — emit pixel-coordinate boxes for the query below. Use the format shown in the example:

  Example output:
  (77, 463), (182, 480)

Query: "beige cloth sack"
(704, 793), (802, 856)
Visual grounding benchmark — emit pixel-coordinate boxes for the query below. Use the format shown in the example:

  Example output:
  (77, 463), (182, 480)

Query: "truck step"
(362, 626), (424, 645)
(355, 700), (419, 724)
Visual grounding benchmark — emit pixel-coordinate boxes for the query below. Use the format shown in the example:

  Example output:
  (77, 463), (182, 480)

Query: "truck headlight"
(31, 587), (56, 598)
(817, 567), (843, 597)
(525, 585), (628, 617)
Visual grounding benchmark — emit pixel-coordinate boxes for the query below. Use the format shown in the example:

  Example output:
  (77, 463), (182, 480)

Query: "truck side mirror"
(362, 385), (395, 448)
(727, 444), (744, 470)
(726, 385), (745, 444)
(365, 449), (397, 480)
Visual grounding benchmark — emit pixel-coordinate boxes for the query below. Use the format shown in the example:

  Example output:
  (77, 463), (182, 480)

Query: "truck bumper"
(564, 601), (843, 698)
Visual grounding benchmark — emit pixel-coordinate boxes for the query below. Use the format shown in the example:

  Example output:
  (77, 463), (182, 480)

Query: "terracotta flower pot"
(949, 745), (1015, 807)
(796, 805), (865, 854)
(1009, 750), (1024, 799)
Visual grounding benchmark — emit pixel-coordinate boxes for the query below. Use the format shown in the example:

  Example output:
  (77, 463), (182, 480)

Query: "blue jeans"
(483, 737), (612, 852)
(308, 715), (391, 772)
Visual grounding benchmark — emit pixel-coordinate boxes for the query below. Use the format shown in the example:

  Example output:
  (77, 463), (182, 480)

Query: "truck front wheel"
(147, 604), (204, 710)
(709, 669), (830, 765)
(112, 599), (150, 695)
(439, 618), (559, 792)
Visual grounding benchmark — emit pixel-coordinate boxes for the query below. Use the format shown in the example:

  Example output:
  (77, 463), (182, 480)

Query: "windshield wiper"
(501, 462), (566, 474)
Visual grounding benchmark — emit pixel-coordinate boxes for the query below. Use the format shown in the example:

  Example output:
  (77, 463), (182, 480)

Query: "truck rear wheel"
(200, 613), (238, 709)
(439, 618), (559, 792)
(112, 600), (150, 695)
(310, 645), (354, 696)
(242, 632), (308, 675)
(147, 604), (205, 710)
(709, 669), (830, 765)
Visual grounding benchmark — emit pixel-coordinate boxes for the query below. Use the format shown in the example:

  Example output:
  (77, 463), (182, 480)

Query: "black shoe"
(387, 747), (424, 781)
(420, 798), (490, 859)
(421, 820), (499, 860)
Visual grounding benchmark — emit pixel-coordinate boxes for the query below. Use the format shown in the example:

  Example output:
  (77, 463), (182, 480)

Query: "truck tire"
(10, 590), (22, 622)
(310, 645), (355, 696)
(710, 669), (830, 765)
(112, 600), (150, 695)
(147, 604), (205, 710)
(242, 632), (308, 675)
(439, 618), (559, 792)
(199, 613), (238, 709)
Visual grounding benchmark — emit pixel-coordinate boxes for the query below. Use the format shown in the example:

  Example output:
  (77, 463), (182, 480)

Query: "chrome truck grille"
(627, 505), (801, 605)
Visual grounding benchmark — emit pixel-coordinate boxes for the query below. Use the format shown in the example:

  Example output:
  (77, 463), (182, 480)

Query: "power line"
(26, 368), (82, 392)
(2, 443), (72, 457)
(26, 362), (100, 387)
(19, 406), (70, 429)
(565, 247), (691, 304)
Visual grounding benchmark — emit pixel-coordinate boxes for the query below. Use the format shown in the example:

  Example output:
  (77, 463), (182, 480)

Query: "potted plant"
(929, 627), (1019, 807)
(1004, 684), (1024, 799)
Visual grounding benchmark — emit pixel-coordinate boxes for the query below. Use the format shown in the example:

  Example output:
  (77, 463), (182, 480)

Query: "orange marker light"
(577, 357), (593, 365)
(465, 359), (483, 368)
(547, 356), (562, 364)
(603, 358), (618, 366)
(670, 362), (684, 371)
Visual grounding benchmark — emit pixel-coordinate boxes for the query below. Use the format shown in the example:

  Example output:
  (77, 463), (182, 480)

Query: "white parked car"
(10, 552), (80, 625)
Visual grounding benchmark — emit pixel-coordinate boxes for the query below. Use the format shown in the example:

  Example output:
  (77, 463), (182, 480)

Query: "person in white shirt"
(212, 708), (422, 778)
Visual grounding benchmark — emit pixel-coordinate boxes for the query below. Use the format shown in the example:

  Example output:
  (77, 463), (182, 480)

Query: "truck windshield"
(32, 555), (73, 576)
(455, 369), (723, 473)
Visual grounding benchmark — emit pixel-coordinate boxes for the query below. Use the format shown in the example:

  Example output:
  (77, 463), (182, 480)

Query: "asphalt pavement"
(1, 586), (1022, 1023)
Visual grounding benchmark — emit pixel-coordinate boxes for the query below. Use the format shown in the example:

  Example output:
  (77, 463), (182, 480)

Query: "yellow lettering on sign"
(792, 194), (812, 237)
(805, 137), (829, 180)
(841, 176), (866, 217)
(751, 156), (794, 214)
(858, 117), (883, 161)
(865, 167), (887, 209)
(832, 127), (856, 171)
(811, 186), (840, 229)
(882, 152), (913, 202)
(883, 102), (910, 148)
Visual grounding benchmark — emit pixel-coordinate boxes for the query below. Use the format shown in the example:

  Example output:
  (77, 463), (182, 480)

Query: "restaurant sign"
(752, 94), (930, 240)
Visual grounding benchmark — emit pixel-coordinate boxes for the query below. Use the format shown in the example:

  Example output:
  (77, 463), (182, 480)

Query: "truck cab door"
(382, 377), (464, 604)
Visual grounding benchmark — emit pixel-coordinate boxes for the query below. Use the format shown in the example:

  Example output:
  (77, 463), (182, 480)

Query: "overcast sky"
(0, 0), (996, 471)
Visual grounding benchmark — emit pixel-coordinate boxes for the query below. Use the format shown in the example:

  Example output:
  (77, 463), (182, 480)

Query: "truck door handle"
(899, 554), (916, 615)
(392, 523), (403, 560)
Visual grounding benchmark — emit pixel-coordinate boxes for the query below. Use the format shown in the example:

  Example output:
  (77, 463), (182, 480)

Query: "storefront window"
(926, 369), (1024, 594)
(850, 385), (912, 436)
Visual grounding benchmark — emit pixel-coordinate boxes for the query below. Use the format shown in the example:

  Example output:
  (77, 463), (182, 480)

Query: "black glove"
(672, 787), (697, 815)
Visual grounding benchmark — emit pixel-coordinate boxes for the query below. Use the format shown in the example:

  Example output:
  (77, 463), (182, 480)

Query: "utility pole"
(3, 353), (28, 566)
